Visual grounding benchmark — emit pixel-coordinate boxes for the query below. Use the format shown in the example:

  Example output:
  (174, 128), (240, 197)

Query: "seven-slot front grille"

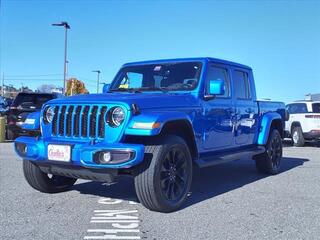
(51, 105), (107, 139)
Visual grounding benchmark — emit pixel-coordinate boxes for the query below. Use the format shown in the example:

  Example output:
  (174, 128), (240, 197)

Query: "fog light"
(101, 152), (112, 163)
(93, 150), (135, 165)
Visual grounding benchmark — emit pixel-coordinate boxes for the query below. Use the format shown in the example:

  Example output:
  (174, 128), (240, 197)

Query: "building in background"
(305, 93), (320, 101)
(1, 84), (33, 99)
(0, 85), (20, 99)
(51, 87), (63, 94)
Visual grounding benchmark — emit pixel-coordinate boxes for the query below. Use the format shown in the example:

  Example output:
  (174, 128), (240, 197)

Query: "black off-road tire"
(6, 129), (17, 140)
(292, 126), (305, 147)
(134, 135), (193, 213)
(23, 160), (77, 193)
(254, 129), (283, 175)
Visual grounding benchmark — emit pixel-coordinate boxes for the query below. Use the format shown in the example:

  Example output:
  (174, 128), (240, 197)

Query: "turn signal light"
(132, 122), (161, 129)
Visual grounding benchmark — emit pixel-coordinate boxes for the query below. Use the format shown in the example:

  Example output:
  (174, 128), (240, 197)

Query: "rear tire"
(134, 135), (193, 212)
(292, 126), (305, 147)
(23, 160), (77, 193)
(255, 129), (282, 174)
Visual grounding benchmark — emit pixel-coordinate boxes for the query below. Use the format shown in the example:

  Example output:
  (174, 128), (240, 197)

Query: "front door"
(203, 64), (235, 150)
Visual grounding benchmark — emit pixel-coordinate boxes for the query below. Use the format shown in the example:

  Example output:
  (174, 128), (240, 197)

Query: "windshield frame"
(109, 61), (204, 93)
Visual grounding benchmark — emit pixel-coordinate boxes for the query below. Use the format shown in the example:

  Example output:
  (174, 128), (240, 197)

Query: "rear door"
(232, 68), (258, 146)
(286, 103), (308, 132)
(310, 102), (320, 130)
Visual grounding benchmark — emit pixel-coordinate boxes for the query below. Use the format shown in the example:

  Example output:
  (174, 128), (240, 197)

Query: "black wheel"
(254, 129), (283, 174)
(134, 135), (193, 212)
(292, 126), (305, 147)
(23, 160), (77, 193)
(6, 129), (17, 140)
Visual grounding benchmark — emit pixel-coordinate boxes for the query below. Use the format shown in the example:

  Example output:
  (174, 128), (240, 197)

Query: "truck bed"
(257, 100), (286, 121)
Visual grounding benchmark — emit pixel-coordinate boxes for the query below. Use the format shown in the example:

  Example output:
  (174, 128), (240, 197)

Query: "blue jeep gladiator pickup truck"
(15, 57), (286, 212)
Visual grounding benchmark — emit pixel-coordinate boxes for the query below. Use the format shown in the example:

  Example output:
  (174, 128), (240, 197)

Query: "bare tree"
(37, 84), (56, 93)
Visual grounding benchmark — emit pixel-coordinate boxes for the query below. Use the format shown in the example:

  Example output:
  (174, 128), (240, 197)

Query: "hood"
(47, 92), (200, 110)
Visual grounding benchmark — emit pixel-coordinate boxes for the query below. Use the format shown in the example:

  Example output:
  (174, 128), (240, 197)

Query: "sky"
(1, 0), (320, 103)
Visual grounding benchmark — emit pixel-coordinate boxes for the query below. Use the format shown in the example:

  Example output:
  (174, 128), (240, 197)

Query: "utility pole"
(92, 70), (101, 93)
(70, 79), (74, 96)
(52, 21), (70, 95)
(1, 73), (4, 96)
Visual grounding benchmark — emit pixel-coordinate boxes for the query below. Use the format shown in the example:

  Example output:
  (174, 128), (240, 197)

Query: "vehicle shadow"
(283, 139), (320, 148)
(73, 156), (308, 210)
(184, 156), (308, 209)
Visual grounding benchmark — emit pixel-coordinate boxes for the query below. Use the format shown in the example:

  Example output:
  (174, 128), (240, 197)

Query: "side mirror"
(102, 84), (111, 93)
(285, 109), (290, 121)
(209, 79), (225, 95)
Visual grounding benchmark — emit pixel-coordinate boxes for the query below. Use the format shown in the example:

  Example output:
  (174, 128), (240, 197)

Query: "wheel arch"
(290, 121), (302, 133)
(257, 112), (284, 145)
(159, 119), (198, 160)
(124, 112), (199, 160)
(271, 119), (284, 138)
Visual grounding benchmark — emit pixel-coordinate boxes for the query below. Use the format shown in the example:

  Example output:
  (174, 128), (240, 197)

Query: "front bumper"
(14, 136), (145, 169)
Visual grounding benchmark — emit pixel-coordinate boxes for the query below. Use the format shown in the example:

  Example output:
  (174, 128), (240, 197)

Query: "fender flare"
(125, 111), (193, 136)
(257, 112), (283, 145)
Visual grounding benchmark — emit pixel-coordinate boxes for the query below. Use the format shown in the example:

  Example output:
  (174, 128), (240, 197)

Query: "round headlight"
(110, 107), (125, 127)
(44, 107), (54, 124)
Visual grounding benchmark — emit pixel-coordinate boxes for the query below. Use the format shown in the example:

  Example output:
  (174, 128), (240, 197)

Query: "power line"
(4, 78), (63, 81)
(4, 73), (63, 77)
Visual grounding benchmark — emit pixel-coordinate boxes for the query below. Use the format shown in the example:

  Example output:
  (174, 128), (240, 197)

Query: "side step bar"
(195, 146), (265, 168)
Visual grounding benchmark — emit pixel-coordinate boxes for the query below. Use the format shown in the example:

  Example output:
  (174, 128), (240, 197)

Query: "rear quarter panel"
(256, 100), (286, 145)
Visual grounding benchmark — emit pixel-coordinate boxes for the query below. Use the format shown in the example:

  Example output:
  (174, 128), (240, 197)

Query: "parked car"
(0, 97), (7, 116)
(15, 57), (286, 212)
(5, 97), (13, 107)
(285, 100), (320, 146)
(0, 97), (14, 115)
(6, 92), (60, 140)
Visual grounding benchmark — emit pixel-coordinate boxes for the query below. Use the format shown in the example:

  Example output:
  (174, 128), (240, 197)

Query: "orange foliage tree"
(66, 78), (89, 96)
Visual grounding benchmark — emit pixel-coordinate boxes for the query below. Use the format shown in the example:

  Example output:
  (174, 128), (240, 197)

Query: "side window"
(119, 72), (143, 89)
(287, 103), (308, 114)
(206, 66), (230, 98)
(233, 70), (251, 99)
(312, 103), (320, 113)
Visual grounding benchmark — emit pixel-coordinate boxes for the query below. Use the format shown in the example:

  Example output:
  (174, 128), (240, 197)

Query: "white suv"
(285, 101), (320, 146)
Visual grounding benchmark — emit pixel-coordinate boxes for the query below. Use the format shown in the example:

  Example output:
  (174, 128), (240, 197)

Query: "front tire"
(255, 129), (283, 174)
(6, 129), (17, 140)
(292, 126), (305, 147)
(23, 160), (77, 193)
(134, 135), (193, 212)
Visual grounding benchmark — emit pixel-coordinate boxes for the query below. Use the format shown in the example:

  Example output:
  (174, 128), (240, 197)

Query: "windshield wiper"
(137, 87), (168, 93)
(108, 88), (142, 93)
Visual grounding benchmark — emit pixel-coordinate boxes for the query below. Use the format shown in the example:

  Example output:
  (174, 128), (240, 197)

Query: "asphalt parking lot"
(1, 142), (320, 240)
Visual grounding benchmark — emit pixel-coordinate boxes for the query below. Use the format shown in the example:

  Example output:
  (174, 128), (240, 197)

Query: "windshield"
(12, 93), (54, 109)
(110, 62), (203, 92)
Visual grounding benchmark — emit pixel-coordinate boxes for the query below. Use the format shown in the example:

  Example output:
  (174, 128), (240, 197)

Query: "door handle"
(245, 108), (254, 114)
(227, 108), (236, 115)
